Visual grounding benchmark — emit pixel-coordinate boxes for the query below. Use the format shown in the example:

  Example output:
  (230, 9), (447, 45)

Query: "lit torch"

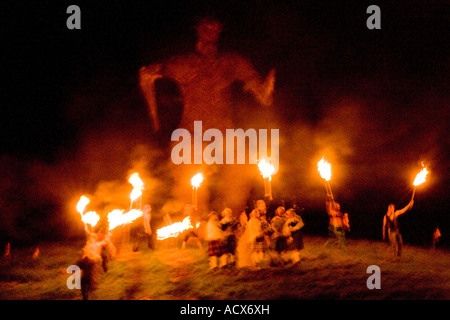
(81, 211), (100, 228)
(156, 216), (199, 240)
(76, 195), (99, 229)
(317, 157), (334, 202)
(258, 159), (275, 201)
(107, 209), (144, 232)
(191, 173), (203, 209)
(128, 172), (144, 210)
(411, 163), (429, 201)
(76, 195), (90, 216)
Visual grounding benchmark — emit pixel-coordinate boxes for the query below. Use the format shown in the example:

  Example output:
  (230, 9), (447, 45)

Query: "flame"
(156, 216), (199, 240)
(191, 173), (204, 189)
(77, 195), (99, 227)
(317, 157), (331, 181)
(76, 195), (90, 215)
(413, 164), (429, 186)
(258, 159), (275, 179)
(107, 209), (144, 231)
(128, 172), (144, 201)
(82, 211), (100, 227)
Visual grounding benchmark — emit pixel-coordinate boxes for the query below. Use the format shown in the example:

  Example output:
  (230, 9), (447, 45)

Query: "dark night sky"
(1, 1), (449, 245)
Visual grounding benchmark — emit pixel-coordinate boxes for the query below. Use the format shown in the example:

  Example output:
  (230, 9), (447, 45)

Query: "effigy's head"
(196, 17), (222, 44)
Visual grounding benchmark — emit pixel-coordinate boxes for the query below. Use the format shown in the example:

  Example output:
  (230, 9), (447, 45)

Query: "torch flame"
(258, 159), (275, 180)
(317, 157), (332, 181)
(128, 172), (144, 201)
(191, 173), (203, 189)
(76, 195), (90, 215)
(107, 209), (144, 231)
(81, 211), (100, 227)
(156, 216), (199, 240)
(413, 165), (429, 187)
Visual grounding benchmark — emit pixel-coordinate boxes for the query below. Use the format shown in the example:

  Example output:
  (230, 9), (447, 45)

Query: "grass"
(0, 236), (449, 300)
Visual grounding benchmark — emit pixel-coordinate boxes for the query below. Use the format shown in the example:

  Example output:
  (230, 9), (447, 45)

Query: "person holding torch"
(382, 164), (428, 257)
(382, 199), (413, 257)
(317, 157), (347, 251)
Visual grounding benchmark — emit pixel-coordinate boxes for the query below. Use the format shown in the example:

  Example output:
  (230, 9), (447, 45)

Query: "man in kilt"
(220, 208), (238, 267)
(247, 209), (266, 268)
(205, 211), (226, 270)
(283, 208), (304, 265)
(270, 206), (288, 265)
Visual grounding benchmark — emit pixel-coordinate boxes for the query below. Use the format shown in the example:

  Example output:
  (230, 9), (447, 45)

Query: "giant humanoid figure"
(139, 17), (276, 213)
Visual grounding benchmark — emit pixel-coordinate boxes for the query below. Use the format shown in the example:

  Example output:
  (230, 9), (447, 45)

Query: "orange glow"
(129, 172), (144, 201)
(413, 164), (429, 186)
(156, 216), (199, 240)
(81, 210), (100, 227)
(258, 159), (275, 180)
(191, 173), (204, 189)
(76, 195), (90, 215)
(107, 209), (144, 231)
(317, 157), (331, 181)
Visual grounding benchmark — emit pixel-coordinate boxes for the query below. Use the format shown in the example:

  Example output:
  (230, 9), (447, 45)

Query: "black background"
(1, 1), (449, 247)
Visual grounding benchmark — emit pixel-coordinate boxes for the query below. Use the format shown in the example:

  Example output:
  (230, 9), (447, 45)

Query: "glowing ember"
(107, 209), (143, 231)
(258, 159), (275, 180)
(317, 157), (331, 181)
(191, 173), (204, 189)
(76, 195), (90, 215)
(128, 172), (144, 201)
(81, 211), (100, 227)
(157, 216), (199, 240)
(413, 165), (429, 186)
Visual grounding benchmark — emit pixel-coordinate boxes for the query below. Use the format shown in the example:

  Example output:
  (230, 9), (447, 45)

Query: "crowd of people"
(202, 200), (306, 271)
(73, 195), (424, 299)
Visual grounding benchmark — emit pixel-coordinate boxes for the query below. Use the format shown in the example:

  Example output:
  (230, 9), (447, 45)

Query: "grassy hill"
(1, 235), (449, 300)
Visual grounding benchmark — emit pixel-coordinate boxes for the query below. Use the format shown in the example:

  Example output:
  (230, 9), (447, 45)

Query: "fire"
(76, 195), (90, 215)
(258, 159), (275, 180)
(76, 171), (147, 237)
(191, 173), (204, 189)
(129, 172), (144, 201)
(81, 211), (100, 227)
(317, 157), (331, 181)
(107, 209), (144, 231)
(157, 216), (199, 240)
(77, 195), (99, 227)
(413, 164), (429, 186)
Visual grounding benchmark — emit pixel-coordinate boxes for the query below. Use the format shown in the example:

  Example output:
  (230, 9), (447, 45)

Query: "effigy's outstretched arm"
(243, 68), (276, 106)
(139, 63), (163, 132)
(235, 56), (276, 106)
(255, 68), (276, 106)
